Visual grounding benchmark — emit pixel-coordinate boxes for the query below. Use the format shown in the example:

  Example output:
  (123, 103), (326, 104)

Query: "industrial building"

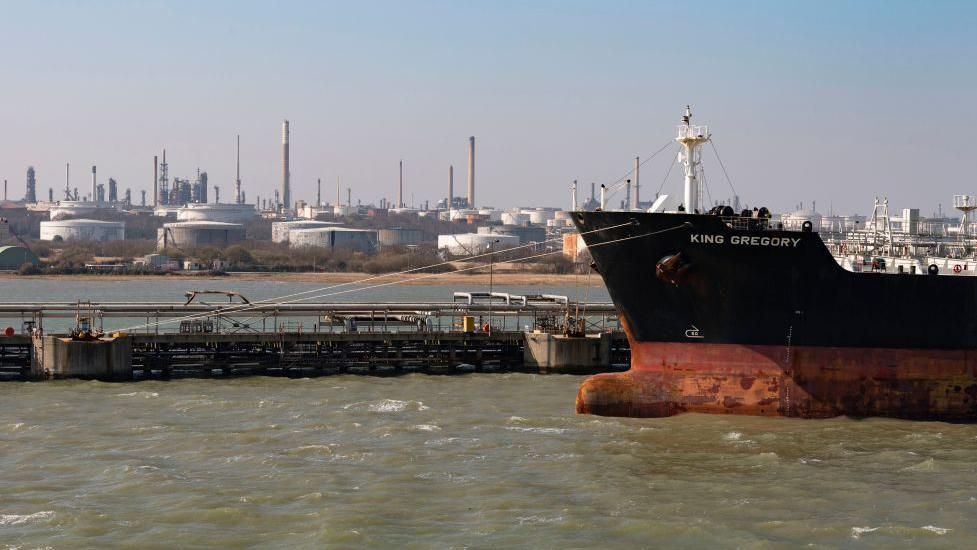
(289, 227), (379, 253)
(271, 220), (342, 243)
(437, 233), (519, 256)
(0, 246), (40, 270)
(40, 219), (125, 242)
(157, 221), (245, 250)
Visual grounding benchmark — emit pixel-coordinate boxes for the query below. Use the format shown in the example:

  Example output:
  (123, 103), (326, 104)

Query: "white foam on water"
(0, 511), (55, 527)
(850, 526), (879, 539)
(505, 427), (569, 435)
(116, 391), (159, 398)
(411, 424), (441, 432)
(901, 457), (937, 472)
(517, 515), (564, 525)
(723, 431), (743, 441)
(921, 525), (951, 535)
(343, 399), (429, 413)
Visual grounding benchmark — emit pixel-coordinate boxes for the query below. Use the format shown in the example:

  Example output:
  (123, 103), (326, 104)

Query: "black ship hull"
(573, 211), (977, 420)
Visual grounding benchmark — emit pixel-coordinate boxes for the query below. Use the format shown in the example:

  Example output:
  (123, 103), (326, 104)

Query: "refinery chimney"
(235, 134), (242, 205)
(398, 160), (404, 208)
(91, 165), (97, 204)
(467, 136), (475, 208)
(281, 120), (290, 212)
(448, 165), (453, 209)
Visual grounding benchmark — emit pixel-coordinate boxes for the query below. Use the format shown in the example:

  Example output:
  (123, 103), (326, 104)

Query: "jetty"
(0, 291), (629, 381)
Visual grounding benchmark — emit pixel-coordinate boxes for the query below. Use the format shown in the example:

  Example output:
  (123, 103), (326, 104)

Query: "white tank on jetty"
(40, 219), (125, 242)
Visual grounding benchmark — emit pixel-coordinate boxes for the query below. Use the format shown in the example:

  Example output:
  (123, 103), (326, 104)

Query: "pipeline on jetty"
(0, 291), (628, 381)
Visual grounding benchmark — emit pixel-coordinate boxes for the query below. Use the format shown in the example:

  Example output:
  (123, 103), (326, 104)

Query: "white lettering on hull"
(690, 234), (801, 248)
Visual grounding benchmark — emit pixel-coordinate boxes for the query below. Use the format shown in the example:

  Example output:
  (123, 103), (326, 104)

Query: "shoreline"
(0, 271), (606, 287)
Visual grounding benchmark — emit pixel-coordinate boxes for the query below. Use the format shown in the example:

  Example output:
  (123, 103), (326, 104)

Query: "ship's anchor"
(656, 253), (691, 286)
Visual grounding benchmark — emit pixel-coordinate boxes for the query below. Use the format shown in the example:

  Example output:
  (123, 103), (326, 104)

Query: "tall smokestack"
(317, 178), (321, 207)
(398, 160), (404, 208)
(153, 156), (158, 207)
(634, 156), (640, 208)
(448, 165), (453, 209)
(336, 176), (341, 206)
(235, 134), (242, 205)
(467, 136), (475, 208)
(281, 120), (290, 212)
(91, 165), (97, 204)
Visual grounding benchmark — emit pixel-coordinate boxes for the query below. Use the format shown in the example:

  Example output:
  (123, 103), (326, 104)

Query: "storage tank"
(157, 221), (245, 250)
(41, 219), (125, 242)
(501, 212), (529, 225)
(437, 233), (519, 256)
(494, 224), (546, 245)
(522, 209), (555, 225)
(289, 227), (379, 253)
(49, 201), (102, 220)
(449, 209), (479, 221)
(378, 228), (424, 247)
(781, 209), (823, 232)
(271, 220), (342, 243)
(176, 203), (257, 223)
(478, 209), (502, 222)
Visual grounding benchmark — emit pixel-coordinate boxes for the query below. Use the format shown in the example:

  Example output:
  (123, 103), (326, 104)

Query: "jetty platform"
(0, 292), (629, 380)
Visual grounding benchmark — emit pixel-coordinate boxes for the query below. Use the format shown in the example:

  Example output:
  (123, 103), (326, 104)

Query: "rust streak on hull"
(577, 340), (977, 421)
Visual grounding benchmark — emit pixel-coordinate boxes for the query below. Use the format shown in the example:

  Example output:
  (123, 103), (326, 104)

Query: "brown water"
(2, 280), (976, 547)
(2, 375), (976, 548)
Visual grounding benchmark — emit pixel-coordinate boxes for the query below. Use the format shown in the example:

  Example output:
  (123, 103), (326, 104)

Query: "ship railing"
(719, 216), (778, 231)
(676, 125), (709, 140)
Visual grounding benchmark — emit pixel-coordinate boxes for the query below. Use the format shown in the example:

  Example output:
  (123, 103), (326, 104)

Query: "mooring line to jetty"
(599, 139), (675, 199)
(115, 221), (646, 333)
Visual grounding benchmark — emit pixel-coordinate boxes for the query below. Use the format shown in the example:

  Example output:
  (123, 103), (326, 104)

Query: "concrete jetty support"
(523, 332), (614, 373)
(31, 335), (132, 380)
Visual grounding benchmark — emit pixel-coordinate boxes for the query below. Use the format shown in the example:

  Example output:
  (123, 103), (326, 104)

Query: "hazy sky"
(1, 0), (975, 215)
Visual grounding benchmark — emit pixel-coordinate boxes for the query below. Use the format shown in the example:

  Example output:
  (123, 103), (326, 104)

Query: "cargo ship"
(572, 108), (977, 420)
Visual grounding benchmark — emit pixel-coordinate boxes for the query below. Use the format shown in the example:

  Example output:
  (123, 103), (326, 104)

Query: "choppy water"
(2, 375), (976, 548)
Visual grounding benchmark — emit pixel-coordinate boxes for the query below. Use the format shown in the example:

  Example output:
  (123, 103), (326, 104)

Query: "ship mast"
(676, 105), (711, 213)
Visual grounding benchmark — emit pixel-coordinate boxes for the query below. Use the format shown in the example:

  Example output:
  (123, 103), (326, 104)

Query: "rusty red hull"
(577, 340), (977, 420)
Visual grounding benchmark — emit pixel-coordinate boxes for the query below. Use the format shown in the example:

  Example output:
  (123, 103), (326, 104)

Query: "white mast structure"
(676, 105), (710, 213)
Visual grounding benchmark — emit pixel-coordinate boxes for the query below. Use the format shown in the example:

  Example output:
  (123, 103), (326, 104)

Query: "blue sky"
(1, 0), (974, 214)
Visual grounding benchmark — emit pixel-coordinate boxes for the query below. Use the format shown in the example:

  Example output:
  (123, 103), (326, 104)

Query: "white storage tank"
(176, 203), (257, 223)
(289, 227), (379, 253)
(501, 212), (530, 225)
(49, 201), (103, 220)
(781, 209), (823, 232)
(478, 209), (502, 222)
(522, 209), (555, 225)
(271, 220), (342, 243)
(157, 221), (246, 250)
(40, 219), (125, 242)
(437, 233), (519, 256)
(378, 228), (424, 247)
(449, 209), (479, 221)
